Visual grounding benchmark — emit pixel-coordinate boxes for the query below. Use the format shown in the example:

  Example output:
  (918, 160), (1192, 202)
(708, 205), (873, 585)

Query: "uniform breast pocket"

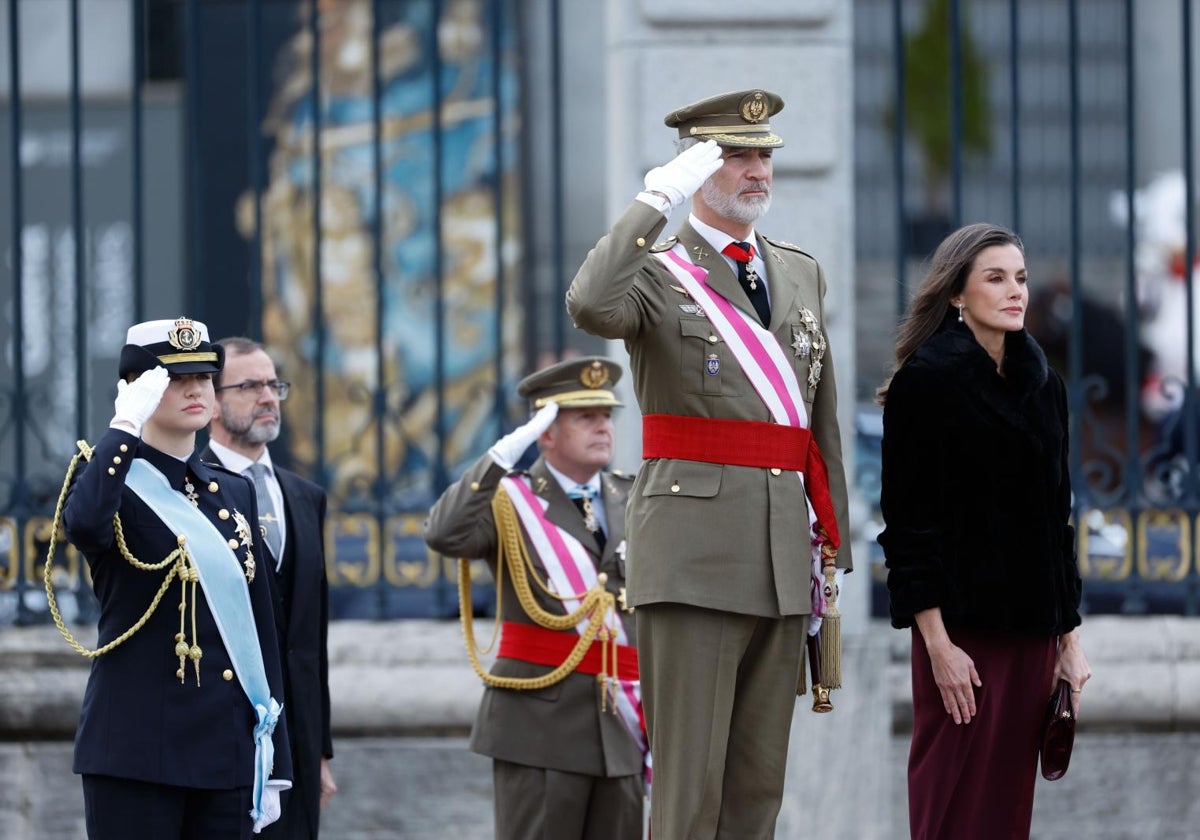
(640, 459), (723, 499)
(679, 318), (739, 396)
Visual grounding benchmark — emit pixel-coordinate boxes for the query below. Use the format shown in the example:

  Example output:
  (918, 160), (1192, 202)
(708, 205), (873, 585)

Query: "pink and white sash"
(500, 475), (650, 778)
(653, 245), (829, 619)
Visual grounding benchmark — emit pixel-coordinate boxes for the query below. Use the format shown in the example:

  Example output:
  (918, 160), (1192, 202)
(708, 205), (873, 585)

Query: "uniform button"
(469, 481), (481, 491)
(112, 456), (121, 465)
(227, 539), (239, 549)
(119, 444), (129, 452)
(670, 483), (680, 493)
(770, 468), (782, 476)
(208, 481), (219, 492)
(219, 509), (230, 520)
(708, 335), (718, 344)
(222, 669), (233, 681)
(107, 467), (116, 476)
(635, 237), (646, 248)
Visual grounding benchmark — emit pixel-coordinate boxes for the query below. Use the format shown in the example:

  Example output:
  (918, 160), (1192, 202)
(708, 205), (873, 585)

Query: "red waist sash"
(641, 413), (840, 549)
(498, 621), (639, 681)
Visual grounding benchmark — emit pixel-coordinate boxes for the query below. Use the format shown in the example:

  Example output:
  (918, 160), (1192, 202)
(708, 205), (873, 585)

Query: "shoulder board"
(649, 236), (678, 253)
(761, 235), (815, 259)
(607, 468), (636, 481)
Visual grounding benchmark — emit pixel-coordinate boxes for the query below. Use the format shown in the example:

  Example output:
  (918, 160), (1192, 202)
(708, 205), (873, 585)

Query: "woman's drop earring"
(957, 303), (964, 323)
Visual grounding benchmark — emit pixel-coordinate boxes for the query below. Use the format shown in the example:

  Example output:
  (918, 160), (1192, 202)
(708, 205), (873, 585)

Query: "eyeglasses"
(214, 379), (291, 400)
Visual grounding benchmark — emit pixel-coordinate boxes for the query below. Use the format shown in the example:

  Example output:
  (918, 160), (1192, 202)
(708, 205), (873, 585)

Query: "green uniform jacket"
(423, 454), (642, 778)
(567, 201), (853, 618)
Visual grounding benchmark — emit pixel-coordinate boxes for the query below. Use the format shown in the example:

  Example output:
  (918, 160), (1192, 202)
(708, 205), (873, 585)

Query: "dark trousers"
(638, 602), (807, 840)
(908, 628), (1057, 840)
(82, 774), (254, 840)
(492, 758), (643, 840)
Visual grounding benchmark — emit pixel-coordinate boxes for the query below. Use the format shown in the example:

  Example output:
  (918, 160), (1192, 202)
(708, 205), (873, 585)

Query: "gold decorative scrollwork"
(327, 513), (381, 588)
(1138, 509), (1190, 582)
(25, 516), (81, 589)
(0, 518), (16, 591)
(1077, 508), (1133, 580)
(385, 514), (440, 588)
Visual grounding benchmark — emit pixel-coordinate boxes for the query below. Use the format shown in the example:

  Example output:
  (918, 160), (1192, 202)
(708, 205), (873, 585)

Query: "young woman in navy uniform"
(58, 318), (292, 839)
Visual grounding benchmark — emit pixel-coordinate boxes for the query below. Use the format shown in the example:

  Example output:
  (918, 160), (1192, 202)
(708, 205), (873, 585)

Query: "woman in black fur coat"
(877, 223), (1092, 840)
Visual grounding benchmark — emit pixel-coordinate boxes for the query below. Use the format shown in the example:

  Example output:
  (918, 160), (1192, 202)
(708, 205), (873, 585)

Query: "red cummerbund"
(498, 621), (639, 681)
(642, 413), (810, 471)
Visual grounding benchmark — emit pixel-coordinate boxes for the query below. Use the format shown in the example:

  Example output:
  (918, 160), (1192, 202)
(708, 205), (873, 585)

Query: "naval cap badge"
(167, 316), (203, 351)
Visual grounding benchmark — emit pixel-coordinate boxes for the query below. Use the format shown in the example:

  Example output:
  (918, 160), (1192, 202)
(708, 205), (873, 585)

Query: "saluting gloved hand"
(488, 401), (559, 469)
(109, 366), (170, 437)
(640, 139), (725, 214)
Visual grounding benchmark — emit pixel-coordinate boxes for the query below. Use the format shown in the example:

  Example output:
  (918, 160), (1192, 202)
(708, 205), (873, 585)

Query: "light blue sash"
(126, 458), (283, 822)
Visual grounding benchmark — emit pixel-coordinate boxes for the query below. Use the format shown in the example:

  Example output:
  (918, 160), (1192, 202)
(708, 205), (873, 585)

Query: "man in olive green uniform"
(424, 357), (644, 840)
(567, 89), (853, 838)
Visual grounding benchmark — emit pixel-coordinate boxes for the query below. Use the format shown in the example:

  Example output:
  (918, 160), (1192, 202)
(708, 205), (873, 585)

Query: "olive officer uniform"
(56, 319), (291, 839)
(424, 358), (645, 840)
(567, 91), (853, 837)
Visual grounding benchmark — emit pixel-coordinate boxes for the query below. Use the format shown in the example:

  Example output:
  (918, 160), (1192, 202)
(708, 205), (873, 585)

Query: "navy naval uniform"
(64, 427), (292, 839)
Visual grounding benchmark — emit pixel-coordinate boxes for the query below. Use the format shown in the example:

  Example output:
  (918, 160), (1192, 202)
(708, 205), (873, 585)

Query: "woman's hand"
(915, 607), (982, 724)
(1054, 628), (1091, 715)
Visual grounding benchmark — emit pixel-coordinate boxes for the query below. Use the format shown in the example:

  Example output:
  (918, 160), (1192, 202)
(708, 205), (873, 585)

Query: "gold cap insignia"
(167, 316), (203, 351)
(741, 91), (769, 123)
(580, 361), (610, 390)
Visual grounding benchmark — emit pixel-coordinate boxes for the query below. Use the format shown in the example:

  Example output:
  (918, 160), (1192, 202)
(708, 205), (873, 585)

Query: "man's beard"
(700, 179), (771, 224)
(220, 404), (281, 445)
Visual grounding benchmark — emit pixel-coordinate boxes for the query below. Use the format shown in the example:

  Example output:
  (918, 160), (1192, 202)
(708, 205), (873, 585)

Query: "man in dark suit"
(424, 357), (645, 840)
(61, 318), (291, 839)
(568, 89), (853, 837)
(205, 337), (336, 839)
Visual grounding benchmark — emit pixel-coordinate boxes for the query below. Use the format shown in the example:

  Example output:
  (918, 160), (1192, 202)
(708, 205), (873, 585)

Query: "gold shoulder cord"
(44, 440), (204, 684)
(459, 484), (617, 699)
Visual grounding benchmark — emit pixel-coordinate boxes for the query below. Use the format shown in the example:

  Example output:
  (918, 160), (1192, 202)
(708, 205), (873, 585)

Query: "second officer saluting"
(424, 357), (646, 840)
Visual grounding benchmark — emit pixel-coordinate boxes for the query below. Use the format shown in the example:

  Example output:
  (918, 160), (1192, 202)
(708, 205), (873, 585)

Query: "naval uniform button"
(222, 669), (234, 681)
(107, 467), (116, 476)
(208, 481), (218, 492)
(119, 444), (129, 452)
(770, 468), (782, 476)
(219, 509), (230, 520)
(227, 539), (239, 549)
(636, 237), (646, 248)
(112, 456), (121, 464)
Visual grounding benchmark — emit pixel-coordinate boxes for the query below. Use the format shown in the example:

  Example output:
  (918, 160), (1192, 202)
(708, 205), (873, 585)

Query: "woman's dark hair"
(876, 222), (1024, 404)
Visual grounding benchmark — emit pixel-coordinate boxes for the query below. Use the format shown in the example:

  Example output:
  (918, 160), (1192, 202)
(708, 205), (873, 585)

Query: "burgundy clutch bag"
(1039, 679), (1076, 781)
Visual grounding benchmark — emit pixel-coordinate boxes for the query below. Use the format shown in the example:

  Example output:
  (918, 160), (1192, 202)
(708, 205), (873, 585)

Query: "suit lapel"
(677, 223), (758, 320)
(276, 470), (315, 627)
(758, 235), (799, 334)
(529, 459), (601, 557)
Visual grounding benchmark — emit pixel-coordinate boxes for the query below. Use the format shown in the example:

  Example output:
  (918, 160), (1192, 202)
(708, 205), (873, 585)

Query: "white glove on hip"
(252, 780), (290, 833)
(641, 140), (725, 214)
(488, 402), (559, 469)
(109, 366), (170, 436)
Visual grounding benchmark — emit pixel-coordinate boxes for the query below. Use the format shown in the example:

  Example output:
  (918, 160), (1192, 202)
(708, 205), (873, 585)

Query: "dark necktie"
(247, 463), (283, 566)
(722, 240), (771, 326)
(567, 484), (607, 552)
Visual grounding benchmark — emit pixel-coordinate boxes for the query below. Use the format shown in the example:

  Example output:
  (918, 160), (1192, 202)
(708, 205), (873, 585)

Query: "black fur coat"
(878, 318), (1083, 636)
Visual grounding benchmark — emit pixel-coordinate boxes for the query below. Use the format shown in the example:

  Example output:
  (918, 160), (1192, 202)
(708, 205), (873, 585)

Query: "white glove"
(488, 402), (559, 469)
(640, 140), (725, 214)
(109, 366), (170, 436)
(251, 780), (290, 833)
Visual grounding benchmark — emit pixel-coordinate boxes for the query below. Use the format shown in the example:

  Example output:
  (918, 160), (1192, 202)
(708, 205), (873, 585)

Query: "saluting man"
(567, 89), (853, 838)
(60, 318), (291, 839)
(424, 357), (645, 840)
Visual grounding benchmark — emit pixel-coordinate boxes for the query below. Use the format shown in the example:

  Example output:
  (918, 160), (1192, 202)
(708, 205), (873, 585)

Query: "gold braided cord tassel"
(458, 485), (616, 692)
(820, 551), (842, 690)
(44, 440), (186, 661)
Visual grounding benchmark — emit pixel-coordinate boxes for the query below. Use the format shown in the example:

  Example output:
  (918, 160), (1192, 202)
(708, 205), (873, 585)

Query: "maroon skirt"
(907, 628), (1057, 840)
